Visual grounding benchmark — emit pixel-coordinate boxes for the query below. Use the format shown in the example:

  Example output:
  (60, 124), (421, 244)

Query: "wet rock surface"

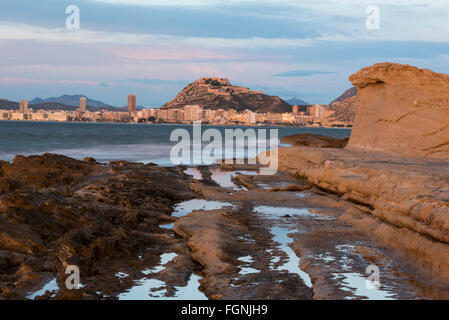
(3, 63), (448, 300)
(176, 164), (449, 300)
(278, 143), (449, 283)
(0, 153), (196, 299)
(1, 153), (448, 300)
(280, 134), (349, 148)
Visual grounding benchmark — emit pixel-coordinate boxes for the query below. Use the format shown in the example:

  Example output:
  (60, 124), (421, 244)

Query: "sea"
(0, 121), (351, 166)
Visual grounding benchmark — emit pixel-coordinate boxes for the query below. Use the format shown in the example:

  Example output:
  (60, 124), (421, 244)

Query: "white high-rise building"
(307, 104), (325, 118)
(245, 110), (256, 124)
(183, 105), (203, 122)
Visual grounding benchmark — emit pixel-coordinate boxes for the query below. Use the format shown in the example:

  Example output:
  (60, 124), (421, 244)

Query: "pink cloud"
(0, 78), (47, 85)
(117, 48), (237, 61)
(188, 65), (223, 76)
(58, 80), (100, 86)
(0, 78), (101, 86)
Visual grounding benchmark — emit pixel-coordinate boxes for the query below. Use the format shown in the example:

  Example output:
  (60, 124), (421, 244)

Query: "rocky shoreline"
(1, 62), (448, 300)
(0, 154), (196, 299)
(1, 151), (448, 300)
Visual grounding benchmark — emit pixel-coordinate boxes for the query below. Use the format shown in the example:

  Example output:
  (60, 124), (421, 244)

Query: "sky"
(1, 0), (449, 107)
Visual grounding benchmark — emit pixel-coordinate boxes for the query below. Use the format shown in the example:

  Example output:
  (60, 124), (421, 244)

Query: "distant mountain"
(29, 102), (127, 112)
(30, 95), (113, 108)
(161, 77), (292, 113)
(117, 105), (146, 111)
(330, 87), (357, 105)
(326, 96), (356, 123)
(324, 87), (357, 124)
(286, 98), (310, 106)
(0, 98), (126, 112)
(31, 102), (79, 111)
(0, 99), (19, 110)
(0, 99), (73, 111)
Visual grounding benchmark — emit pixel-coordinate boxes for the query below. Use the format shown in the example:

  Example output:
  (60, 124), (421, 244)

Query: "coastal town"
(0, 94), (351, 127)
(1, 0), (449, 305)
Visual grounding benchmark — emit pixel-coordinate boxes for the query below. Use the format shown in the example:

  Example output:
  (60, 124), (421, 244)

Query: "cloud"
(0, 77), (102, 86)
(0, 77), (46, 85)
(88, 0), (449, 6)
(273, 70), (337, 77)
(0, 23), (314, 49)
(3, 1), (449, 47)
(2, 0), (449, 106)
(117, 49), (238, 61)
(183, 37), (312, 48)
(89, 0), (216, 6)
(98, 82), (112, 87)
(58, 80), (100, 86)
(124, 78), (190, 85)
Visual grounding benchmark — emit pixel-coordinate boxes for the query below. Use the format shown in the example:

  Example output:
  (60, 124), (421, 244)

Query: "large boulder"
(347, 63), (449, 159)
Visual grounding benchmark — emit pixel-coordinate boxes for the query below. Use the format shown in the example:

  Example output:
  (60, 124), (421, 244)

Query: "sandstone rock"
(174, 209), (242, 275)
(281, 134), (349, 148)
(266, 184), (312, 192)
(348, 63), (449, 159)
(278, 145), (449, 281)
(275, 63), (449, 282)
(161, 77), (291, 113)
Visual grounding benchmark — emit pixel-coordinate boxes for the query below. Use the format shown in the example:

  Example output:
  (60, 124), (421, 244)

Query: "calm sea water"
(0, 121), (351, 165)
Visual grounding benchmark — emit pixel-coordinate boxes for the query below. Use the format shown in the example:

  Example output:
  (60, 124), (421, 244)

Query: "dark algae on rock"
(0, 154), (195, 299)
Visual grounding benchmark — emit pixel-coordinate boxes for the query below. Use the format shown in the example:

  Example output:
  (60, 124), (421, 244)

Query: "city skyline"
(1, 0), (449, 106)
(1, 92), (342, 128)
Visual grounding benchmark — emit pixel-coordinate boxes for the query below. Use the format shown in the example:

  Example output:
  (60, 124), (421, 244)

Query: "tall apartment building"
(140, 108), (156, 119)
(183, 105), (203, 122)
(79, 97), (87, 112)
(167, 108), (184, 123)
(19, 100), (29, 113)
(292, 105), (299, 115)
(11, 112), (25, 120)
(157, 109), (168, 121)
(307, 104), (325, 118)
(128, 94), (136, 114)
(245, 110), (256, 124)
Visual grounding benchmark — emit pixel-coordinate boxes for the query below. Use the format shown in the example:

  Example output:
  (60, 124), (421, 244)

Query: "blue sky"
(1, 0), (449, 106)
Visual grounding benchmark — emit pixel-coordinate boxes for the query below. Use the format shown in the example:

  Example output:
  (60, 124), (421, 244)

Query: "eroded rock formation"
(348, 63), (449, 159)
(277, 63), (449, 283)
